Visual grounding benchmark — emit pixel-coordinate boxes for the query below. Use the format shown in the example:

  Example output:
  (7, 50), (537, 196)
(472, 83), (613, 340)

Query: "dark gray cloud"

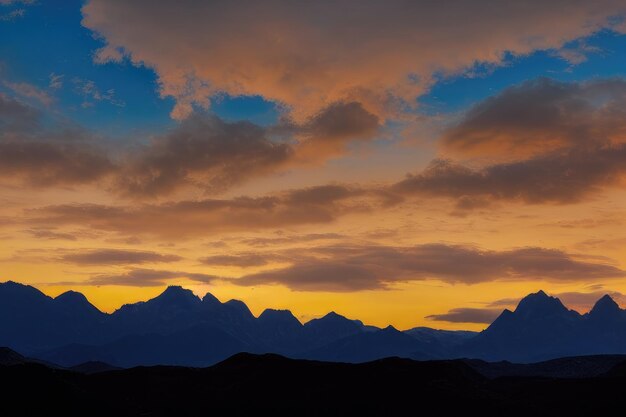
(88, 268), (217, 287)
(235, 244), (626, 291)
(0, 140), (115, 187)
(0, 93), (115, 188)
(441, 78), (626, 158)
(291, 101), (381, 160)
(391, 78), (626, 207)
(199, 253), (277, 268)
(117, 115), (293, 198)
(29, 184), (372, 238)
(61, 249), (182, 265)
(426, 307), (502, 324)
(26, 228), (78, 241)
(394, 145), (626, 204)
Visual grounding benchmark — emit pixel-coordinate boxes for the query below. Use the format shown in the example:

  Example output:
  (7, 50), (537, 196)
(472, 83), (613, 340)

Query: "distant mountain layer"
(4, 281), (626, 365)
(3, 351), (626, 417)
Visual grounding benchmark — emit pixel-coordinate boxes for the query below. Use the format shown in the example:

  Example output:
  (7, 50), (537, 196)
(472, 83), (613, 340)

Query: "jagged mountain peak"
(514, 290), (570, 317)
(589, 294), (622, 317)
(202, 292), (221, 306)
(381, 325), (399, 332)
(156, 286), (200, 302)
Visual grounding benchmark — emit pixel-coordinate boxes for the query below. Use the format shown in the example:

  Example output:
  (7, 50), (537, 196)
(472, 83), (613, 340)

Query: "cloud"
(394, 145), (626, 204)
(240, 233), (344, 247)
(25, 228), (78, 241)
(0, 100), (290, 196)
(0, 139), (115, 187)
(88, 268), (217, 287)
(71, 78), (125, 108)
(117, 115), (292, 197)
(28, 184), (370, 238)
(199, 254), (276, 268)
(552, 41), (602, 65)
(115, 108), (382, 198)
(441, 78), (626, 159)
(48, 73), (64, 90)
(61, 249), (182, 265)
(82, 0), (626, 121)
(235, 244), (626, 291)
(426, 307), (502, 324)
(0, 93), (116, 188)
(0, 92), (40, 132)
(0, 0), (34, 4)
(290, 101), (381, 161)
(392, 79), (626, 206)
(3, 81), (53, 106)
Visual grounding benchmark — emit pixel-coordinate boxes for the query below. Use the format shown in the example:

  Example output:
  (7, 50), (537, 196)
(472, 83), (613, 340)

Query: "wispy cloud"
(72, 77), (125, 108)
(3, 81), (52, 106)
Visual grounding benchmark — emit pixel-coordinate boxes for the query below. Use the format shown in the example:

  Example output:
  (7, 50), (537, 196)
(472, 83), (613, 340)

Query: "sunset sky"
(3, 0), (626, 330)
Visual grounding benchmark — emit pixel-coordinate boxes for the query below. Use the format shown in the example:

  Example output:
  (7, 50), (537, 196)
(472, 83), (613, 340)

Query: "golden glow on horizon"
(3, 183), (625, 332)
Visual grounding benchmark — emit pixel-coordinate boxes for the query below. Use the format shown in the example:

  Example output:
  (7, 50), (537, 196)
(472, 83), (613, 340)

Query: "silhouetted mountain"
(8, 281), (626, 366)
(304, 325), (435, 362)
(40, 324), (254, 368)
(0, 282), (106, 353)
(301, 311), (366, 348)
(256, 309), (304, 353)
(0, 347), (29, 366)
(461, 291), (626, 362)
(0, 346), (58, 368)
(405, 327), (477, 356)
(462, 290), (584, 362)
(69, 361), (121, 374)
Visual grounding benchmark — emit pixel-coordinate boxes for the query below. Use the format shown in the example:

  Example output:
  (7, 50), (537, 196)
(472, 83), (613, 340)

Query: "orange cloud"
(82, 0), (626, 121)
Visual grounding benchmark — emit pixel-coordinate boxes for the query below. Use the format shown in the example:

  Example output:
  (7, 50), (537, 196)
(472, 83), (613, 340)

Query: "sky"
(3, 0), (626, 330)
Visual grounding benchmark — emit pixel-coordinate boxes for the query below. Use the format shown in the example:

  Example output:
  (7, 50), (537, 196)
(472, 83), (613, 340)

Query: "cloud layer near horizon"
(234, 244), (625, 291)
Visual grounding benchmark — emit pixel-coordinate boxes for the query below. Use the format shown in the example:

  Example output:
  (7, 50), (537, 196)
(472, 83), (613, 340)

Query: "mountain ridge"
(3, 281), (626, 365)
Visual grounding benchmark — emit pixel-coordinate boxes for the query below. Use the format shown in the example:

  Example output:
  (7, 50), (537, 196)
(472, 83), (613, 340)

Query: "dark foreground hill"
(3, 351), (626, 417)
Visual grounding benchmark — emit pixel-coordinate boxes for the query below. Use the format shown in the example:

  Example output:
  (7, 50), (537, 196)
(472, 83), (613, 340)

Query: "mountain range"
(3, 281), (626, 366)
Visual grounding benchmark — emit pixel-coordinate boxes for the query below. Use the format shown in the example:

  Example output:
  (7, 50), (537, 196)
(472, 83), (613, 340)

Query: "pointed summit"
(589, 294), (622, 318)
(54, 291), (103, 316)
(514, 290), (570, 319)
(152, 286), (201, 308)
(380, 325), (401, 334)
(202, 292), (221, 306)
